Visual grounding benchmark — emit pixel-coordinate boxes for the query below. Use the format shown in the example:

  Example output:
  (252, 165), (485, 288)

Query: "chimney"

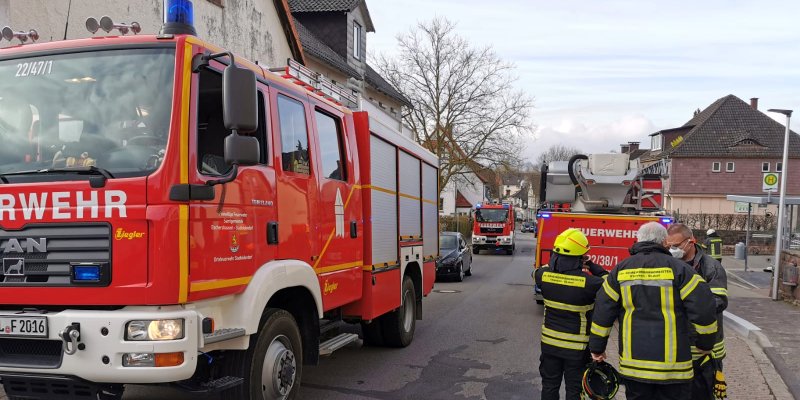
(620, 144), (630, 153)
(628, 142), (640, 152)
(750, 97), (759, 110)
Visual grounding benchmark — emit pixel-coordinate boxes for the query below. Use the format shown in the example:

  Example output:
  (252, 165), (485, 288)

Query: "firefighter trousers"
(539, 352), (588, 400)
(624, 379), (691, 400)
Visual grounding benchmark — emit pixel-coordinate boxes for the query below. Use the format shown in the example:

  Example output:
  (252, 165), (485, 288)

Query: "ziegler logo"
(115, 228), (146, 240)
(323, 280), (339, 295)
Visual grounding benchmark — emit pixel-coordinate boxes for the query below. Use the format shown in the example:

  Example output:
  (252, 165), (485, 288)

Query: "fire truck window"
(197, 69), (267, 175)
(277, 95), (310, 174)
(314, 110), (346, 181)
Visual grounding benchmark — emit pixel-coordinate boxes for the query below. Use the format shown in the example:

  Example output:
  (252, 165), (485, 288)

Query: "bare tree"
(377, 18), (534, 191)
(535, 144), (582, 168)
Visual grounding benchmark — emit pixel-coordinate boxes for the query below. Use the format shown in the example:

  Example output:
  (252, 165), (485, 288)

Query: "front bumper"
(0, 307), (200, 384)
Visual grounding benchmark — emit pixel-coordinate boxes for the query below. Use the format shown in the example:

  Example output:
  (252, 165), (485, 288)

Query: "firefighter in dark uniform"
(703, 229), (723, 264)
(667, 223), (728, 399)
(534, 228), (607, 400)
(589, 222), (718, 400)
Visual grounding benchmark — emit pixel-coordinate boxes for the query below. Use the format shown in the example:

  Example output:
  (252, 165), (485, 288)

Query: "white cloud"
(527, 114), (656, 162)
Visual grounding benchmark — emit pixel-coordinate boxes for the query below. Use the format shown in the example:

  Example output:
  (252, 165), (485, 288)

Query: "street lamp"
(768, 108), (792, 301)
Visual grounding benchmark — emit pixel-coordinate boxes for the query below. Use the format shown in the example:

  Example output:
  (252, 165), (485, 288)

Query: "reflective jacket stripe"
(591, 322), (612, 337)
(680, 274), (704, 300)
(618, 366), (693, 381)
(544, 299), (594, 313)
(691, 340), (726, 360)
(602, 280), (620, 302)
(621, 357), (692, 370)
(542, 326), (589, 343)
(661, 287), (677, 363)
(710, 287), (728, 296)
(693, 320), (718, 335)
(622, 286), (635, 359)
(541, 335), (588, 350)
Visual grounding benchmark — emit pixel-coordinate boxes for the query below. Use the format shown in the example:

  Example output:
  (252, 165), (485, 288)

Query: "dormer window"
(353, 22), (362, 60)
(651, 134), (662, 150)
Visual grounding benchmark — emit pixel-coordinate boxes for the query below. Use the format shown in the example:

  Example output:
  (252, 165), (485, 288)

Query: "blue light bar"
(160, 0), (197, 35)
(661, 217), (673, 224)
(475, 203), (481, 209)
(539, 213), (551, 218)
(166, 0), (194, 25)
(73, 265), (101, 282)
(503, 204), (509, 209)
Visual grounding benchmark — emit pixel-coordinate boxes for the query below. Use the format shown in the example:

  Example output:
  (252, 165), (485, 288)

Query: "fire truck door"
(187, 66), (270, 300)
(273, 91), (318, 263)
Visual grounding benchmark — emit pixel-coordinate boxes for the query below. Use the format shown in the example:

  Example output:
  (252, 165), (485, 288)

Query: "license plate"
(0, 316), (48, 338)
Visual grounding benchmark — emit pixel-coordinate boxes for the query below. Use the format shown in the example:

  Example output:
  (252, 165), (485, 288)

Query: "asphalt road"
(120, 233), (545, 399)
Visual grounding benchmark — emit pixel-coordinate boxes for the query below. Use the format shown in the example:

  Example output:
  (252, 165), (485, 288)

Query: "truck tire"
(472, 247), (479, 255)
(220, 308), (303, 400)
(381, 276), (416, 347)
(360, 319), (384, 346)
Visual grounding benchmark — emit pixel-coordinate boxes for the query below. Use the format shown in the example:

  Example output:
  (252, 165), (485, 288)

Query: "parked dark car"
(521, 221), (537, 233)
(437, 232), (472, 281)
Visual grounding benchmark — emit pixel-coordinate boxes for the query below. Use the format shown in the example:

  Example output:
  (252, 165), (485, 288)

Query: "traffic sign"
(763, 172), (779, 192)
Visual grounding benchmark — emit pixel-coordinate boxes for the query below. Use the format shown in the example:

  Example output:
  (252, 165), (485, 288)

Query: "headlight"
(126, 319), (185, 341)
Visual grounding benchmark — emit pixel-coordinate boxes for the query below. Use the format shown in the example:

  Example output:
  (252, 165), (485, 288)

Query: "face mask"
(669, 247), (685, 259)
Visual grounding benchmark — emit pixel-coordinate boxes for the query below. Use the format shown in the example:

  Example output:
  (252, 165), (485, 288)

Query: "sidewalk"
(602, 323), (791, 399)
(724, 255), (800, 399)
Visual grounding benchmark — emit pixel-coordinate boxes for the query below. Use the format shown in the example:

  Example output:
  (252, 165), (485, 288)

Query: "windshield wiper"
(0, 166), (115, 188)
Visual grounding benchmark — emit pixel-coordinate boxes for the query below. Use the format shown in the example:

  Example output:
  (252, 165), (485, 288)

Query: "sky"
(365, 0), (800, 164)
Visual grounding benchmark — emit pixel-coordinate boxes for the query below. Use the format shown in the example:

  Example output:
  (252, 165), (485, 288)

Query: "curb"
(726, 270), (762, 290)
(724, 311), (800, 399)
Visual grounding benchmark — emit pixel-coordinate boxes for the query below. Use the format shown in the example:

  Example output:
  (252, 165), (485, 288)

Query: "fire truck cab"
(471, 203), (515, 255)
(0, 2), (438, 399)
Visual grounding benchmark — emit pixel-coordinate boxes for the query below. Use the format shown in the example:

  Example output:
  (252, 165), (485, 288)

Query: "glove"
(713, 360), (727, 399)
(586, 260), (608, 277)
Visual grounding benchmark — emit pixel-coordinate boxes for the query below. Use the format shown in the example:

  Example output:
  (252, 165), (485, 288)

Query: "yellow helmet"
(553, 228), (590, 256)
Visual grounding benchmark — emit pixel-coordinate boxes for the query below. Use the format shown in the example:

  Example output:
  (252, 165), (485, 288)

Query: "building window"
(651, 134), (662, 150)
(762, 162), (770, 172)
(777, 162), (783, 172)
(712, 162), (721, 172)
(726, 162), (735, 172)
(353, 22), (362, 60)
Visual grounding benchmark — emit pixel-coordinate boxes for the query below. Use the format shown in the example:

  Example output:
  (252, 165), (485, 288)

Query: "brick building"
(643, 95), (800, 214)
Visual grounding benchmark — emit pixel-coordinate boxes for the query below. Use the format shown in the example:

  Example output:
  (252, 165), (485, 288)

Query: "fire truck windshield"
(475, 209), (508, 223)
(0, 48), (175, 181)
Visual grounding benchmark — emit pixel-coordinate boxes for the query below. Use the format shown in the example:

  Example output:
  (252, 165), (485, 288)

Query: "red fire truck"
(471, 203), (516, 255)
(0, 4), (438, 399)
(533, 153), (672, 304)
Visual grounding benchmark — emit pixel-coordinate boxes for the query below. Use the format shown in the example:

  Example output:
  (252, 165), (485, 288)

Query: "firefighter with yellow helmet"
(534, 228), (608, 400)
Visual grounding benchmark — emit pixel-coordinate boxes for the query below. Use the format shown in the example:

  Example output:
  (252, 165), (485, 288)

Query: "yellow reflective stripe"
(680, 274), (705, 300)
(622, 286), (634, 359)
(541, 335), (588, 351)
(602, 280), (620, 302)
(620, 357), (692, 370)
(544, 299), (594, 313)
(579, 310), (587, 337)
(542, 272), (586, 288)
(710, 287), (728, 296)
(618, 267), (675, 282)
(591, 322), (612, 337)
(665, 287), (677, 363)
(542, 326), (589, 343)
(693, 320), (718, 335)
(618, 366), (693, 381)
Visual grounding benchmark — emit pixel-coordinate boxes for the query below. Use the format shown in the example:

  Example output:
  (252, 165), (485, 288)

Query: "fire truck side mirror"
(224, 133), (260, 166)
(222, 64), (258, 133)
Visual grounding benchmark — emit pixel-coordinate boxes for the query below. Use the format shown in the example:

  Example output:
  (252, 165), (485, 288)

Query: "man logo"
(2, 258), (24, 276)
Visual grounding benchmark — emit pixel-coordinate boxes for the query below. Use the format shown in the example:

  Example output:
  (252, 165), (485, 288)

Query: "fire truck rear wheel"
(221, 308), (303, 400)
(381, 276), (416, 347)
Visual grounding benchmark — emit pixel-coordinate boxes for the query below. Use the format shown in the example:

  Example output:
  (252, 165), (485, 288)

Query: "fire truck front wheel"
(221, 308), (303, 400)
(381, 276), (416, 347)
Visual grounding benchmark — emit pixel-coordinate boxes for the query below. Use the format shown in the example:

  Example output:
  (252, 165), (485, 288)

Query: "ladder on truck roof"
(270, 59), (360, 108)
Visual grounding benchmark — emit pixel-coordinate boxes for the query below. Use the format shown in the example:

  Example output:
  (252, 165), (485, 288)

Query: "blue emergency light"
(661, 217), (673, 224)
(537, 212), (551, 218)
(160, 0), (197, 35)
(73, 265), (101, 282)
